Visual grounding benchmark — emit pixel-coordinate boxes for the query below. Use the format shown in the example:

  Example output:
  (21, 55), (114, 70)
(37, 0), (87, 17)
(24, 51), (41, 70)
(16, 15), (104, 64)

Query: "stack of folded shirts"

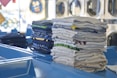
(51, 18), (107, 72)
(73, 22), (106, 51)
(51, 47), (107, 72)
(31, 20), (54, 54)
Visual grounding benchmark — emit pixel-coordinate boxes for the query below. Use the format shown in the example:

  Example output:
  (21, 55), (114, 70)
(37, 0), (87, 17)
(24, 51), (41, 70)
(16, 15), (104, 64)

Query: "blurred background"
(0, 0), (117, 35)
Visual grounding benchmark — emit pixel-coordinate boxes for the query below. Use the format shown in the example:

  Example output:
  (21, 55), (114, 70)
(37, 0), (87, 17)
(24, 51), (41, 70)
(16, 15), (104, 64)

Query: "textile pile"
(31, 20), (54, 54)
(73, 21), (106, 51)
(51, 17), (107, 72)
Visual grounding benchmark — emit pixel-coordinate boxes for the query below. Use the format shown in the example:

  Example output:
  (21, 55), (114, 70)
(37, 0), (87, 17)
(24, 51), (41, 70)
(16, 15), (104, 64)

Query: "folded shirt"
(32, 26), (52, 33)
(52, 28), (77, 41)
(73, 35), (105, 42)
(53, 38), (75, 44)
(76, 42), (105, 50)
(32, 28), (52, 41)
(32, 28), (52, 36)
(51, 46), (79, 54)
(54, 43), (80, 51)
(53, 22), (73, 30)
(32, 20), (52, 30)
(32, 33), (52, 41)
(33, 40), (54, 49)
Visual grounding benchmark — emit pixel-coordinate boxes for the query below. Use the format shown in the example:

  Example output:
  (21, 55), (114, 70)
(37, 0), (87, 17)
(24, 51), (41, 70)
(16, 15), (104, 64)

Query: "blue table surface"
(32, 46), (117, 78)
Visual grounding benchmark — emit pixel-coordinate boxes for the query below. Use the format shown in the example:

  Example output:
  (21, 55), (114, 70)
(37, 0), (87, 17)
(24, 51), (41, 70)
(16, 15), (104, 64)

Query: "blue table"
(1, 25), (116, 78)
(32, 46), (117, 78)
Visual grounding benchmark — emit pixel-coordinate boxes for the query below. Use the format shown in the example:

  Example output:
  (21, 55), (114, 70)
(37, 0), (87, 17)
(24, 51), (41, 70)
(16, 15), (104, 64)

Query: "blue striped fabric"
(31, 21), (53, 54)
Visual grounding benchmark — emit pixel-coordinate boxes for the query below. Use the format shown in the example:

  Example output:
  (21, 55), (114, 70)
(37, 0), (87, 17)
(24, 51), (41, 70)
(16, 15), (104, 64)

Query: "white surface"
(107, 65), (117, 74)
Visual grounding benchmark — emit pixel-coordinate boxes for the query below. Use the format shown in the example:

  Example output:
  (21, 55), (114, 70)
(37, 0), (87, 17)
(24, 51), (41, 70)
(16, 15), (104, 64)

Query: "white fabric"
(53, 38), (75, 44)
(76, 42), (105, 50)
(73, 31), (105, 42)
(52, 28), (77, 41)
(51, 46), (107, 72)
(107, 65), (117, 74)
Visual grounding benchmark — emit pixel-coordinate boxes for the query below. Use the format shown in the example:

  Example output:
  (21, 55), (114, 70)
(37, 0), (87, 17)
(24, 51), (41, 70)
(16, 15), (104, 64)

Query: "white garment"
(76, 42), (105, 50)
(51, 46), (107, 72)
(107, 65), (117, 74)
(52, 28), (77, 41)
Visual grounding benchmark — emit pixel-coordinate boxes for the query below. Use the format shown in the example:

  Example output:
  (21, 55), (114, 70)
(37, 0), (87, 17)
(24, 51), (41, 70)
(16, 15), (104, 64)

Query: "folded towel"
(32, 20), (52, 30)
(52, 28), (77, 41)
